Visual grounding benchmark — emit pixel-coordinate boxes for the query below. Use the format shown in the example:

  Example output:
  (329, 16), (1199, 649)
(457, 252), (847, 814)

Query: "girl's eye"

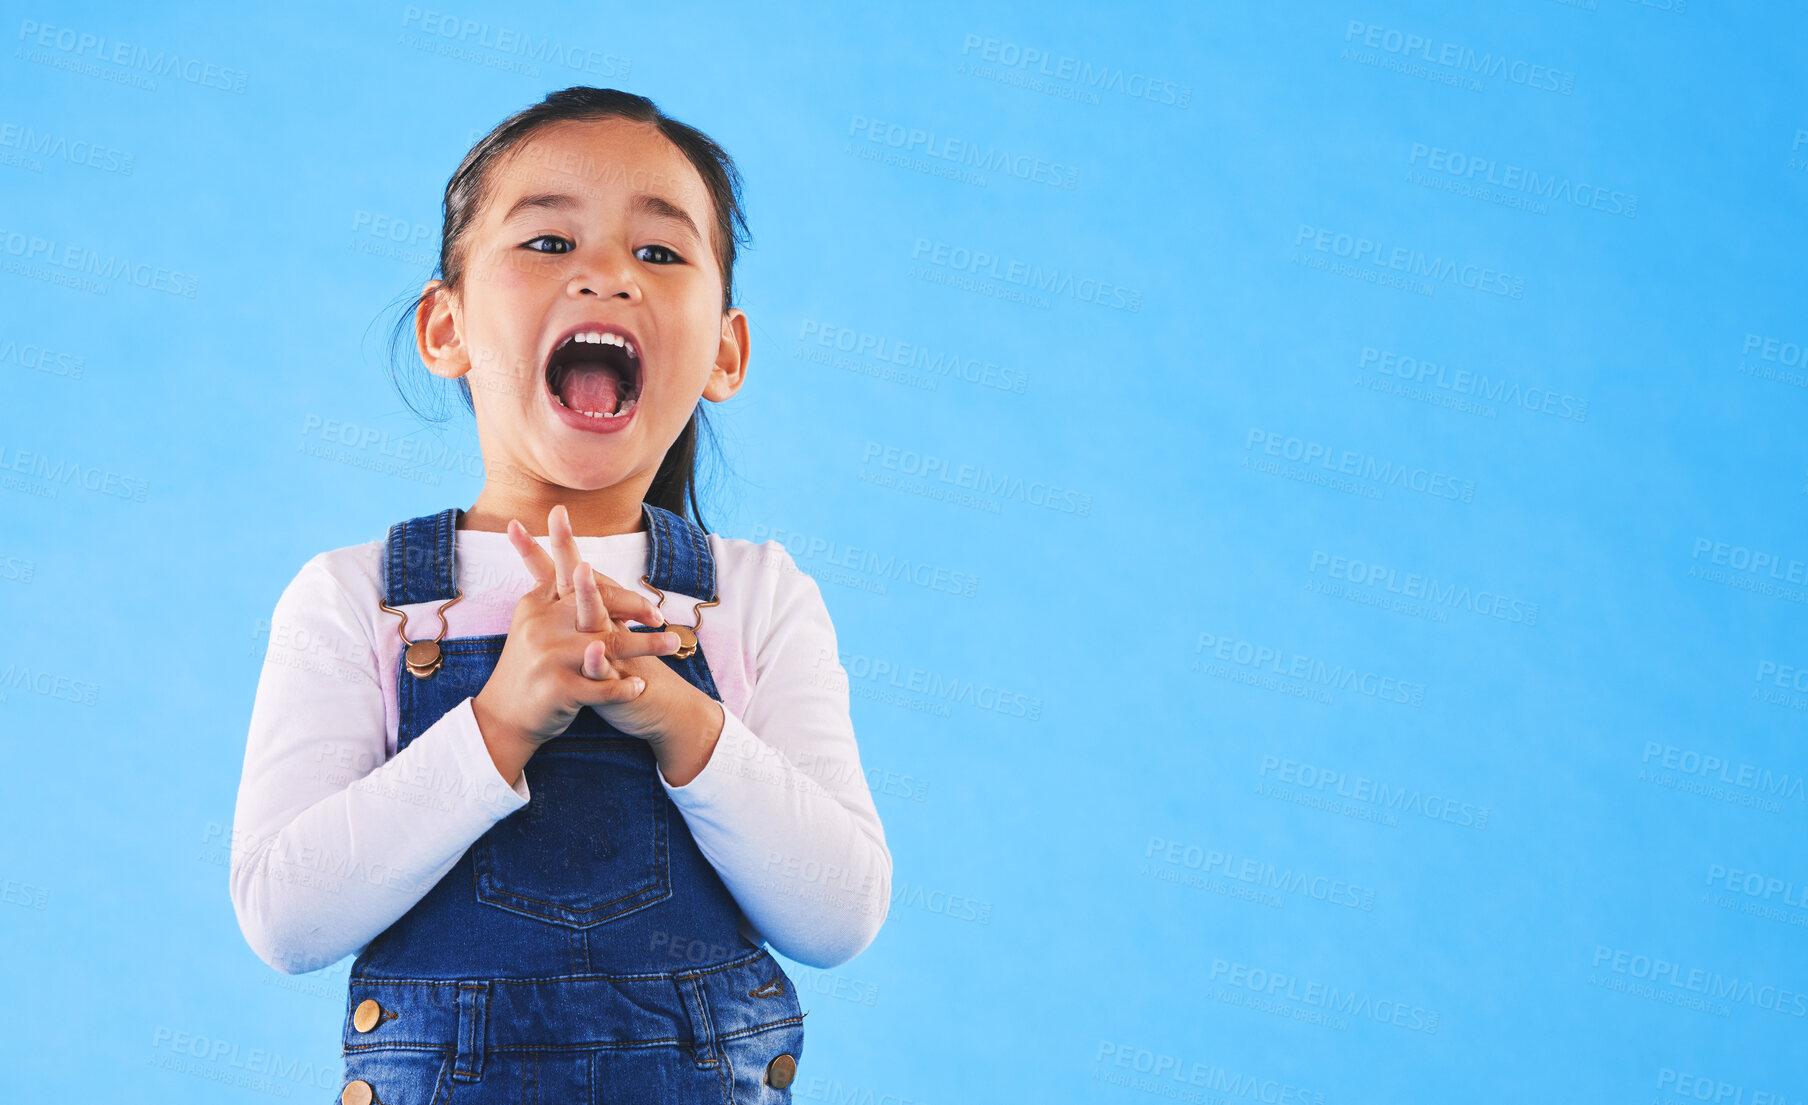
(516, 238), (680, 263)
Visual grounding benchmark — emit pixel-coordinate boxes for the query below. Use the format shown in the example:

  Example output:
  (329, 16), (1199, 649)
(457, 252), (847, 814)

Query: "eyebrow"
(500, 190), (704, 244)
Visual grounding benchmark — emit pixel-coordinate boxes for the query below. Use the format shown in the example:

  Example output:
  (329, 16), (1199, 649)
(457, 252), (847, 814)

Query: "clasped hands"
(470, 503), (716, 757)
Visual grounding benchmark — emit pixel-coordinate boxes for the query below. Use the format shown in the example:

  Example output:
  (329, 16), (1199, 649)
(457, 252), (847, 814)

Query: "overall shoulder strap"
(379, 507), (460, 606)
(640, 501), (717, 600)
(381, 504), (710, 604)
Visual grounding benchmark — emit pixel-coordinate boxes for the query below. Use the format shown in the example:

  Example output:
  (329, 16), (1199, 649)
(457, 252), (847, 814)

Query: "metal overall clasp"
(641, 575), (719, 660)
(377, 591), (463, 678)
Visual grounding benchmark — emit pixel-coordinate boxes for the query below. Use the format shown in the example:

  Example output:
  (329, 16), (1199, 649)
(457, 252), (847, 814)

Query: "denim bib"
(336, 502), (805, 1104)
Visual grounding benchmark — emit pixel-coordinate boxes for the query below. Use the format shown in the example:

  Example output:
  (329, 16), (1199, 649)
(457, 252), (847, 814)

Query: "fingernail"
(667, 633), (683, 651)
(632, 677), (645, 694)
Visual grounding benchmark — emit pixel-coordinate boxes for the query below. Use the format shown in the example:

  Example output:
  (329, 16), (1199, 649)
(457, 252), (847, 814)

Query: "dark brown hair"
(385, 87), (750, 531)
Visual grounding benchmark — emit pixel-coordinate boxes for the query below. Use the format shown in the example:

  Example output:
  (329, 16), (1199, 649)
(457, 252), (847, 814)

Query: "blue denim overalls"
(335, 503), (805, 1105)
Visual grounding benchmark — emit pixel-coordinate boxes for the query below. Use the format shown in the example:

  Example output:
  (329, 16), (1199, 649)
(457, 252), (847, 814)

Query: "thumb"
(568, 667), (648, 708)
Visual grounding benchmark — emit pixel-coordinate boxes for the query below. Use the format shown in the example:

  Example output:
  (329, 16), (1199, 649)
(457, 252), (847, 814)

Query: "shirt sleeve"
(228, 555), (531, 975)
(656, 546), (893, 969)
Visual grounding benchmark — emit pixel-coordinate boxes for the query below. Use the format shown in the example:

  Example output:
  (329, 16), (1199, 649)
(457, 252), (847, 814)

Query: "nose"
(567, 245), (639, 301)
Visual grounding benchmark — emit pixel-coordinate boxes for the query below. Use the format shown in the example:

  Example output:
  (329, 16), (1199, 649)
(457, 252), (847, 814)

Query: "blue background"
(2, 0), (1804, 1100)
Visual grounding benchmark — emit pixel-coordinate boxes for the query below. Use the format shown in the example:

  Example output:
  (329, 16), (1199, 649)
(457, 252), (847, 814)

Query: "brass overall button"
(666, 623), (699, 659)
(341, 1079), (375, 1105)
(766, 1053), (797, 1090)
(403, 639), (443, 678)
(352, 998), (384, 1033)
(379, 590), (462, 680)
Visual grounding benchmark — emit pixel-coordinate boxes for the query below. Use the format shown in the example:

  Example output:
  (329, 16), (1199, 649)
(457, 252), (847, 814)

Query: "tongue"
(555, 363), (624, 415)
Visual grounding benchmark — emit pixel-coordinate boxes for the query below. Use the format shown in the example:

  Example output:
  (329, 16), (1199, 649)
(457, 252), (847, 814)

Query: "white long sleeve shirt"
(228, 525), (891, 975)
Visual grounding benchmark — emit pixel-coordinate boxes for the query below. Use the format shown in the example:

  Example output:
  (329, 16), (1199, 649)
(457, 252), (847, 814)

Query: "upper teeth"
(562, 331), (637, 358)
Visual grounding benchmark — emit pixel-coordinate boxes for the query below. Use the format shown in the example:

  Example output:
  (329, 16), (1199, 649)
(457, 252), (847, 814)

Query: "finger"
(506, 519), (559, 599)
(547, 504), (581, 599)
(581, 640), (613, 681)
(573, 559), (608, 634)
(576, 629), (677, 679)
(590, 569), (665, 627)
(604, 625), (684, 661)
(569, 664), (647, 705)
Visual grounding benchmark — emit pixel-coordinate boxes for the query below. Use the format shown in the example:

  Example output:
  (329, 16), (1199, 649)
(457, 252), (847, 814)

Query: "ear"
(415, 279), (471, 380)
(702, 307), (749, 402)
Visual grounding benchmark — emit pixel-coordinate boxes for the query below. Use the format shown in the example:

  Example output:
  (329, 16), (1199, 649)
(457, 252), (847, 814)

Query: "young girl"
(229, 87), (892, 1104)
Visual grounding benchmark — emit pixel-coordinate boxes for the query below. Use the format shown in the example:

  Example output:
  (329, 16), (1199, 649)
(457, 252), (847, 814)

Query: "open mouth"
(545, 327), (642, 421)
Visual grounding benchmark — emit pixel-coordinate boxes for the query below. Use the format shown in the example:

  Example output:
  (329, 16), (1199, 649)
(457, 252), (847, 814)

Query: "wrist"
(471, 693), (536, 786)
(651, 691), (725, 788)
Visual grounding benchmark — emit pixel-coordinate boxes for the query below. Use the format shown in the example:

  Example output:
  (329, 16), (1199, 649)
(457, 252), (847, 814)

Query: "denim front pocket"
(723, 1017), (806, 1105)
(338, 1048), (452, 1105)
(473, 729), (672, 928)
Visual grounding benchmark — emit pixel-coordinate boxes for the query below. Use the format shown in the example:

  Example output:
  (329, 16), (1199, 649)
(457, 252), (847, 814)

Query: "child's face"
(417, 117), (747, 501)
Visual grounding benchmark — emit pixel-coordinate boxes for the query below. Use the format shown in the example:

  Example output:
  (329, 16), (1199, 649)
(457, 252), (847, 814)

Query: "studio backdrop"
(2, 1), (1804, 1101)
